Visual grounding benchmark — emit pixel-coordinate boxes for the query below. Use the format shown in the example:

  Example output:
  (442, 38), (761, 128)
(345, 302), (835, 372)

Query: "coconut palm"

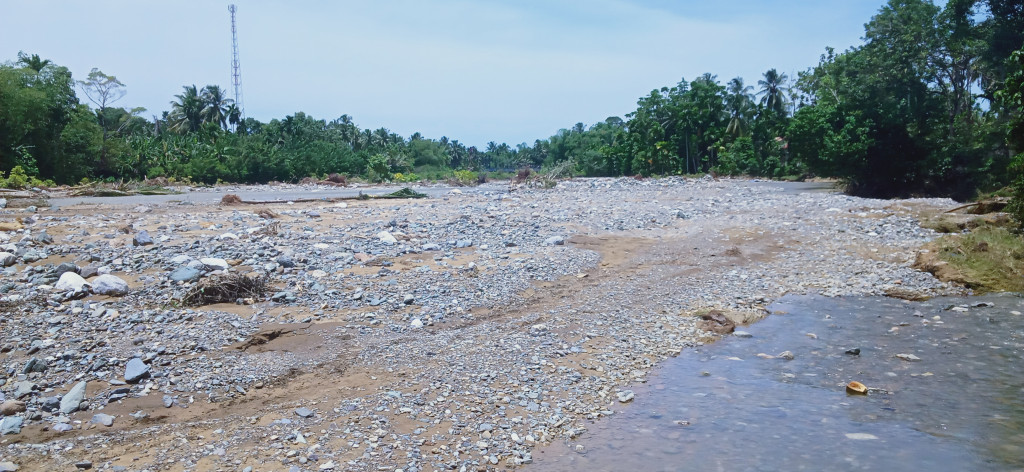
(168, 85), (204, 133)
(201, 85), (233, 130)
(725, 77), (755, 138)
(757, 69), (790, 116)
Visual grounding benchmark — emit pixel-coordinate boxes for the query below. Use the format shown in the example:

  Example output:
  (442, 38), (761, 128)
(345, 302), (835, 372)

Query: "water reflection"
(532, 294), (1024, 471)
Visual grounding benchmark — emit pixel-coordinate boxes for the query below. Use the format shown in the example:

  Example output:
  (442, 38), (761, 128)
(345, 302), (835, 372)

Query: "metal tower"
(228, 4), (244, 120)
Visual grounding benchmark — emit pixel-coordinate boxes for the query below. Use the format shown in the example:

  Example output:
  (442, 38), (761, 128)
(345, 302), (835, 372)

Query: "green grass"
(933, 226), (1024, 293)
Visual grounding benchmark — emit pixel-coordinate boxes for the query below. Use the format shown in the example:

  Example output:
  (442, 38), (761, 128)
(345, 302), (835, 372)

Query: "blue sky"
(0, 0), (887, 147)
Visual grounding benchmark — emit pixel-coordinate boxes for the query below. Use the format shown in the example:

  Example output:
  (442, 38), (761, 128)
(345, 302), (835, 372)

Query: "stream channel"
(532, 293), (1024, 471)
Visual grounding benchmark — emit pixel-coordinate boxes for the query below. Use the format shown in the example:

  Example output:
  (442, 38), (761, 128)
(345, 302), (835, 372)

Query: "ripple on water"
(533, 293), (1024, 472)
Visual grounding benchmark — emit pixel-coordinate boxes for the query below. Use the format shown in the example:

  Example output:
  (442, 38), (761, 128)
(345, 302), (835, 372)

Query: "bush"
(450, 170), (479, 186)
(392, 172), (420, 183)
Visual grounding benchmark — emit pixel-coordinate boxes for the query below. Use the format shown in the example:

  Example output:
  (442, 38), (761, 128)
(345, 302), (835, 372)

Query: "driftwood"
(220, 187), (427, 205)
(944, 198), (1009, 215)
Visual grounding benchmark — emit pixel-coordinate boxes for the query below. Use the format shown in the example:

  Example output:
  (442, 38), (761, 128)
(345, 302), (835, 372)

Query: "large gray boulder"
(91, 274), (129, 296)
(59, 381), (88, 414)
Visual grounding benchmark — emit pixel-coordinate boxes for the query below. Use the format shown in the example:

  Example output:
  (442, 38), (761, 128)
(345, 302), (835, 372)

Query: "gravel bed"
(0, 177), (959, 472)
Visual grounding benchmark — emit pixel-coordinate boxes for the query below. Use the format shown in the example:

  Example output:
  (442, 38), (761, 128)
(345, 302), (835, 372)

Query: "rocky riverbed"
(0, 177), (961, 472)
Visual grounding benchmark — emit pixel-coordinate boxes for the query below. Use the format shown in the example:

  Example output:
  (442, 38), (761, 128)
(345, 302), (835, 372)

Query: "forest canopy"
(0, 0), (1021, 203)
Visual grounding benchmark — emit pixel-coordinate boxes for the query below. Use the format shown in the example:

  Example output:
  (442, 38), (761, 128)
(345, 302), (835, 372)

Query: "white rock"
(91, 274), (129, 296)
(200, 258), (230, 271)
(844, 433), (879, 440)
(54, 272), (89, 292)
(218, 232), (239, 240)
(410, 318), (424, 328)
(0, 252), (15, 267)
(377, 231), (398, 244)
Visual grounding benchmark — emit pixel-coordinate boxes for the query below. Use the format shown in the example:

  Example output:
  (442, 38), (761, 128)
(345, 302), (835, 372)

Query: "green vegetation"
(917, 226), (1024, 293)
(0, 0), (1021, 214)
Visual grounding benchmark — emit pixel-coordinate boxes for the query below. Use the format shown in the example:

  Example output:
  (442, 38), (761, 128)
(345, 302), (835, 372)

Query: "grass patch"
(914, 226), (1024, 293)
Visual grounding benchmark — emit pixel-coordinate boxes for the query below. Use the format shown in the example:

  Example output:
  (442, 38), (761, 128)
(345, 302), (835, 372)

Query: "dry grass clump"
(181, 273), (269, 306)
(914, 226), (1024, 293)
(221, 194), (243, 205)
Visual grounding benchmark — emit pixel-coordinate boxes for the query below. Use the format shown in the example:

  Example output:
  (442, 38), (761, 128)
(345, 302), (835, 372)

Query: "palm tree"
(168, 85), (204, 133)
(757, 69), (790, 116)
(201, 85), (233, 130)
(226, 103), (242, 132)
(725, 77), (755, 138)
(16, 52), (51, 72)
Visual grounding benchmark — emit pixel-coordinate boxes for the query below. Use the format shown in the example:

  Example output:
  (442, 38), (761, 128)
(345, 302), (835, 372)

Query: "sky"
(0, 0), (888, 147)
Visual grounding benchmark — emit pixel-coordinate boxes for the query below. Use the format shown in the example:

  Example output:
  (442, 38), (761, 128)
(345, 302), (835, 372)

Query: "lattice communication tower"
(229, 4), (244, 120)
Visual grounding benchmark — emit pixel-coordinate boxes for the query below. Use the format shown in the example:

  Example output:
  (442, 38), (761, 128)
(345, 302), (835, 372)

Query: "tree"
(725, 77), (755, 139)
(78, 69), (127, 173)
(757, 69), (790, 116)
(168, 85), (204, 133)
(201, 85), (233, 130)
(15, 52), (51, 72)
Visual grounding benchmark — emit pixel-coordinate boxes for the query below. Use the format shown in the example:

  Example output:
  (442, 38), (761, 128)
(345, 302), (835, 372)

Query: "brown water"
(532, 294), (1024, 471)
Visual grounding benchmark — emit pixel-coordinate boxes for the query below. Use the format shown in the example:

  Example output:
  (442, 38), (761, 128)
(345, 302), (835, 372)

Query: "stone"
(22, 357), (47, 374)
(377, 231), (398, 244)
(74, 461), (93, 470)
(13, 381), (35, 399)
(421, 243), (441, 251)
(124, 358), (151, 383)
(91, 274), (129, 296)
(455, 239), (474, 248)
(133, 230), (153, 246)
(844, 433), (879, 440)
(0, 461), (18, 471)
(0, 416), (22, 435)
(60, 381), (88, 414)
(200, 257), (230, 271)
(276, 255), (296, 268)
(895, 353), (921, 362)
(410, 318), (423, 328)
(0, 252), (15, 267)
(55, 272), (90, 293)
(295, 407), (314, 418)
(777, 351), (795, 360)
(0, 198), (6, 209)
(91, 413), (114, 427)
(169, 266), (201, 283)
(53, 423), (73, 432)
(845, 348), (861, 356)
(0, 400), (26, 416)
(544, 236), (565, 246)
(403, 294), (415, 304)
(733, 331), (753, 338)
(31, 231), (53, 244)
(616, 390), (635, 403)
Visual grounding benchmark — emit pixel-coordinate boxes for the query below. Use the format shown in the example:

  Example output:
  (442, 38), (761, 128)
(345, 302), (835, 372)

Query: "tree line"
(0, 0), (1021, 204)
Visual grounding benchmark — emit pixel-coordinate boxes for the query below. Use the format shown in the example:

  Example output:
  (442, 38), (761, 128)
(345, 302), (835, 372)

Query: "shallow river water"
(532, 294), (1024, 471)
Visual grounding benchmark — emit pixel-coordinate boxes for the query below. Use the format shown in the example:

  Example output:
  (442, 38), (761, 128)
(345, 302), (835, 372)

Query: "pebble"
(124, 358), (151, 383)
(295, 407), (314, 418)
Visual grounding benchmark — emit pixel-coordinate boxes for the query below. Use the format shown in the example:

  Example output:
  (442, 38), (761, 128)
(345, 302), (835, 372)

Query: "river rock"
(200, 257), (230, 271)
(124, 358), (150, 383)
(377, 231), (398, 244)
(0, 400), (26, 416)
(0, 252), (15, 267)
(133, 230), (153, 246)
(545, 236), (565, 246)
(55, 272), (90, 293)
(169, 266), (201, 283)
(91, 274), (129, 296)
(22, 357), (47, 374)
(0, 461), (18, 471)
(295, 407), (314, 418)
(13, 381), (34, 399)
(616, 390), (635, 403)
(60, 381), (87, 414)
(0, 416), (22, 435)
(91, 413), (114, 427)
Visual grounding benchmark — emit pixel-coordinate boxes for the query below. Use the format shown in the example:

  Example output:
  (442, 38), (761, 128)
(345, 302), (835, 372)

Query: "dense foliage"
(0, 0), (1020, 206)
